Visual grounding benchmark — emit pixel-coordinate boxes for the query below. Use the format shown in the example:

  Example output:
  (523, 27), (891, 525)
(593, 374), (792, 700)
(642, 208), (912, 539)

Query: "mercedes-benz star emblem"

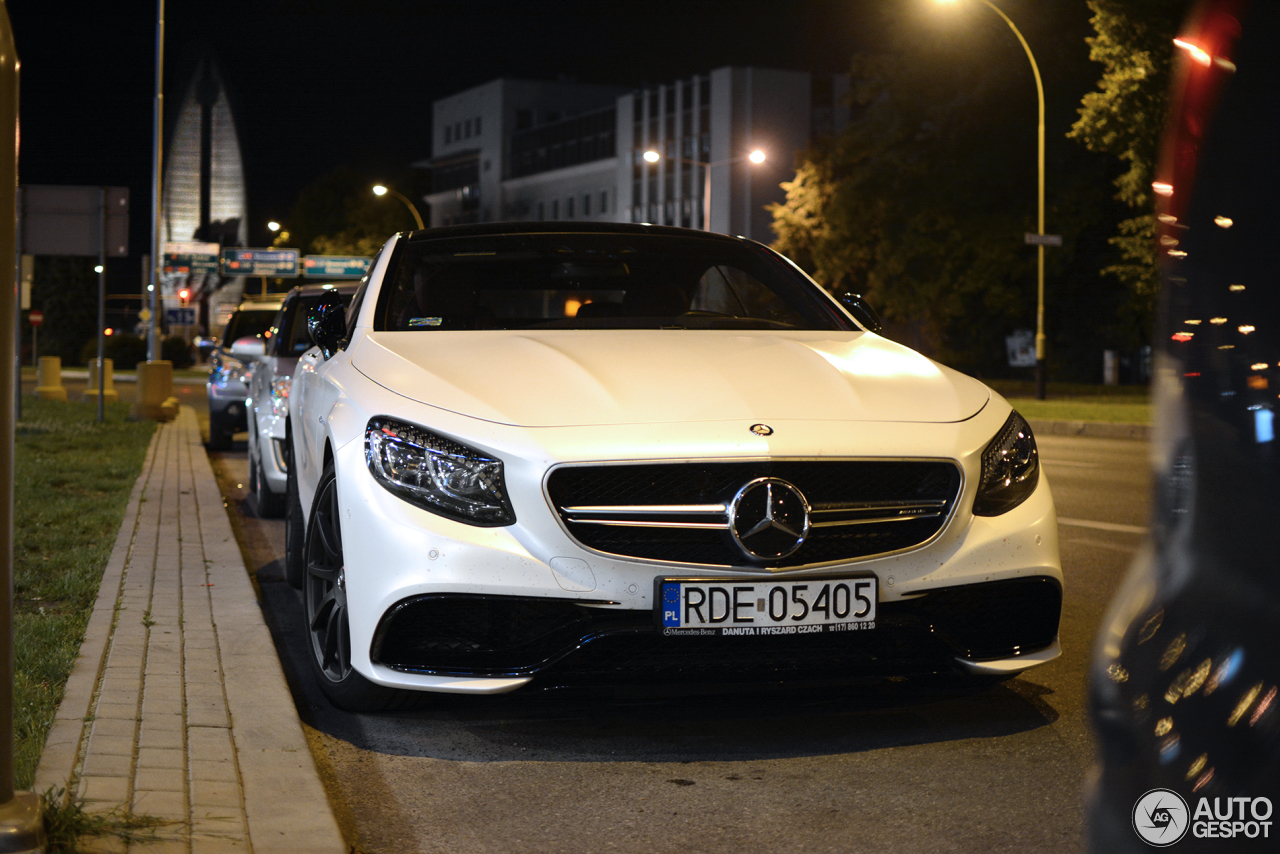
(750, 423), (774, 436)
(728, 477), (811, 560)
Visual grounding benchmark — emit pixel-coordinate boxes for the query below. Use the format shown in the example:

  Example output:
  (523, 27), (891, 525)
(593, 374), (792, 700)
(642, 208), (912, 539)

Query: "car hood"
(351, 330), (990, 428)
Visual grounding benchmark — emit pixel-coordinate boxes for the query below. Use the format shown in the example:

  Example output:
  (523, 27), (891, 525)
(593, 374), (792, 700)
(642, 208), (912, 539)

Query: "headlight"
(973, 410), (1039, 516)
(270, 376), (291, 418)
(365, 417), (516, 526)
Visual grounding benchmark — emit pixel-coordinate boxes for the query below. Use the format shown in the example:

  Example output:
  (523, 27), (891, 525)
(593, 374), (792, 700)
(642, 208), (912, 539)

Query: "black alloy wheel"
(302, 462), (415, 711)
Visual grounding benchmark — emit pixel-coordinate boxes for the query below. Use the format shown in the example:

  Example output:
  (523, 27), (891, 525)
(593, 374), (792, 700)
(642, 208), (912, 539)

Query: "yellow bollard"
(34, 355), (67, 400)
(133, 359), (178, 422)
(83, 358), (120, 404)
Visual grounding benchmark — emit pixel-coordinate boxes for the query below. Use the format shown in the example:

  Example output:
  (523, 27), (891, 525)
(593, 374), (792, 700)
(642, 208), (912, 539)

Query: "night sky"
(6, 0), (1086, 271)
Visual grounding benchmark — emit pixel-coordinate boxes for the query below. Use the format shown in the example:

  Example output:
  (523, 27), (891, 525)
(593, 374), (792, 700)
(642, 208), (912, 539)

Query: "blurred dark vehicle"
(246, 283), (357, 517)
(1090, 0), (1280, 850)
(206, 295), (283, 449)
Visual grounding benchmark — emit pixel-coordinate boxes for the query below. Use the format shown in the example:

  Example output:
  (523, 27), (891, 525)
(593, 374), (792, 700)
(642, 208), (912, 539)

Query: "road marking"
(1058, 517), (1148, 535)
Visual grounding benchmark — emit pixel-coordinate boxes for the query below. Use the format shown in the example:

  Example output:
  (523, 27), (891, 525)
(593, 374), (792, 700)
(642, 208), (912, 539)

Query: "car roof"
(284, 282), (361, 300)
(235, 294), (286, 310)
(401, 221), (760, 246)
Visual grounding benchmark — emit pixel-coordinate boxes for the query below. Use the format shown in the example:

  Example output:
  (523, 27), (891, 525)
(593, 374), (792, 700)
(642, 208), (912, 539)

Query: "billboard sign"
(301, 255), (371, 279)
(221, 248), (300, 277)
(21, 185), (129, 257)
(163, 241), (220, 276)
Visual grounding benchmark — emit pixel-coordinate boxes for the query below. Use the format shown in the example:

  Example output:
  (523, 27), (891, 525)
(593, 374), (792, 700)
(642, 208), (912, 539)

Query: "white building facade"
(419, 68), (849, 245)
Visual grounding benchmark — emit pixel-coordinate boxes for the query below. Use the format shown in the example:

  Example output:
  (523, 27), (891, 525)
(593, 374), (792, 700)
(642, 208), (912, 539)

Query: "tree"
(284, 167), (427, 257)
(770, 47), (1046, 371)
(770, 1), (1142, 379)
(1068, 0), (1195, 332)
(29, 257), (98, 365)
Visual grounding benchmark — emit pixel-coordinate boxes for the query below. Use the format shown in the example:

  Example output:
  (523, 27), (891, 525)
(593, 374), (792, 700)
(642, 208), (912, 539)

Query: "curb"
(34, 406), (345, 853)
(1027, 418), (1151, 441)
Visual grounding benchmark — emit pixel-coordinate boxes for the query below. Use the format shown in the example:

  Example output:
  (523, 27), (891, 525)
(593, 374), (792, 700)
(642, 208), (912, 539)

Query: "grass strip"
(13, 397), (157, 789)
(982, 380), (1152, 424)
(1006, 398), (1152, 424)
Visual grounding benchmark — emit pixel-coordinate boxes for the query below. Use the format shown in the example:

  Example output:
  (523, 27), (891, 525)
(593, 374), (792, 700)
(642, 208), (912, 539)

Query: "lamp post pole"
(643, 150), (765, 233)
(940, 0), (1047, 397)
(977, 0), (1047, 399)
(373, 185), (424, 230)
(148, 0), (164, 364)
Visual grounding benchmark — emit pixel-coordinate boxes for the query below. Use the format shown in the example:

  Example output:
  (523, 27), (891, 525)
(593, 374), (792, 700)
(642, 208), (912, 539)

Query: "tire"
(207, 410), (233, 450)
(303, 462), (417, 712)
(283, 427), (306, 589)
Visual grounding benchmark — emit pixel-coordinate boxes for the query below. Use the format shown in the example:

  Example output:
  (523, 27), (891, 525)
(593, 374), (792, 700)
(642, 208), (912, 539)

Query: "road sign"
(164, 241), (220, 275)
(21, 185), (129, 256)
(166, 307), (197, 325)
(221, 248), (299, 277)
(1024, 233), (1063, 247)
(28, 309), (43, 327)
(302, 255), (371, 279)
(139, 308), (151, 322)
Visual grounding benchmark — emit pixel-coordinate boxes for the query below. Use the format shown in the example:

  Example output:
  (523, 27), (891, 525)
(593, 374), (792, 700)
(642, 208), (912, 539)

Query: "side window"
(691, 265), (807, 326)
(266, 307), (286, 357)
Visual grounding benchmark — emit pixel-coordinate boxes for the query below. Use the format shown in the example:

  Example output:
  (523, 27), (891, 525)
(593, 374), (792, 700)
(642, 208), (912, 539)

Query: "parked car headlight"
(365, 417), (516, 526)
(973, 410), (1039, 516)
(270, 376), (291, 418)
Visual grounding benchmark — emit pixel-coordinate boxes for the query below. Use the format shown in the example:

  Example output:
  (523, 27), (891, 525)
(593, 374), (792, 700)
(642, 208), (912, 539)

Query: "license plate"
(656, 575), (877, 637)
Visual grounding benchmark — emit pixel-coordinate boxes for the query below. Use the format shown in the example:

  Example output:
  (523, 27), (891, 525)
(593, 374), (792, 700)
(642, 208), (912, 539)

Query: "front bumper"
(329, 415), (1062, 695)
(371, 575), (1062, 687)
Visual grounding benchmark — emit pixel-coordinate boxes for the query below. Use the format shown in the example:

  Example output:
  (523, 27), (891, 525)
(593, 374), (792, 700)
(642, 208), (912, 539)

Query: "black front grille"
(370, 577), (1061, 682)
(546, 460), (962, 567)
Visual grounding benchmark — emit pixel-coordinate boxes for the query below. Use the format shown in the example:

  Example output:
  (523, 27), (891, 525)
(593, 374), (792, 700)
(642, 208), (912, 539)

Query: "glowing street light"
(936, 0), (1049, 398)
(642, 149), (767, 232)
(373, 184), (425, 230)
(267, 220), (281, 232)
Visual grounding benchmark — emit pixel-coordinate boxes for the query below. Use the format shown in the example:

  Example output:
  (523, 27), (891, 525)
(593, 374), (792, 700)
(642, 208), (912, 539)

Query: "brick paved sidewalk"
(34, 406), (344, 853)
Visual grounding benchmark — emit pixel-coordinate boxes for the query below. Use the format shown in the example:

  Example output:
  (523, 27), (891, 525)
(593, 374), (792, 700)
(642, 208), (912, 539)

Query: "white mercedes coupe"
(286, 223), (1061, 711)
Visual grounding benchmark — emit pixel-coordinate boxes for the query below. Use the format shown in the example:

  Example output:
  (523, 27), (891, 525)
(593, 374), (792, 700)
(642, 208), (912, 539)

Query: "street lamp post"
(938, 0), (1048, 399)
(643, 149), (765, 233)
(372, 184), (424, 230)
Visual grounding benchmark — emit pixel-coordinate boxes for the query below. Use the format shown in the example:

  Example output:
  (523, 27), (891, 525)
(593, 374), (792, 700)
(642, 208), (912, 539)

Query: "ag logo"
(1132, 788), (1190, 846)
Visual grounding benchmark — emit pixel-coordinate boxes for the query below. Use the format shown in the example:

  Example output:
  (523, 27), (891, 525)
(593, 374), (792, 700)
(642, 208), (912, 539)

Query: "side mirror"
(307, 293), (347, 360)
(229, 336), (266, 359)
(840, 293), (883, 334)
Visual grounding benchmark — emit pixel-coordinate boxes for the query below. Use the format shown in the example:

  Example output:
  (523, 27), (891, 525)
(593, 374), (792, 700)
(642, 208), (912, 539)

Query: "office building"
(419, 67), (849, 245)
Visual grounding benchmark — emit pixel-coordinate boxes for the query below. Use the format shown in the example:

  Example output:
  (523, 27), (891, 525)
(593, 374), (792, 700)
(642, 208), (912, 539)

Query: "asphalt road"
(201, 424), (1150, 854)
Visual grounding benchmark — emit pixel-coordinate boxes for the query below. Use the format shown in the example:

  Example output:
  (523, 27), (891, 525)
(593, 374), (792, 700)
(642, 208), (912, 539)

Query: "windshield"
(374, 233), (851, 332)
(221, 308), (278, 348)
